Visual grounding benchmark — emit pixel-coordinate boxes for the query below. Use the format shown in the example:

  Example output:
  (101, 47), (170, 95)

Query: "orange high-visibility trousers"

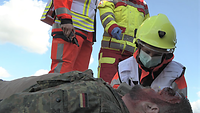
(49, 30), (93, 73)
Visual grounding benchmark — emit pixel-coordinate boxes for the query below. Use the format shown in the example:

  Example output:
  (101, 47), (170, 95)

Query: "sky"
(0, 0), (199, 112)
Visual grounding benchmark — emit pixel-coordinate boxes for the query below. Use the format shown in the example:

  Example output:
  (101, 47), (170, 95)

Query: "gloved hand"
(111, 27), (122, 40)
(61, 23), (75, 41)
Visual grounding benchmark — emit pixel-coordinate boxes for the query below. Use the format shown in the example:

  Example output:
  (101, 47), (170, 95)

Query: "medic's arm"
(53, 0), (73, 24)
(98, 0), (119, 36)
(172, 72), (187, 98)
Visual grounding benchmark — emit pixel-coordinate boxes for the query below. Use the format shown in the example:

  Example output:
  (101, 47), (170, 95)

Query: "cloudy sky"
(0, 0), (199, 112)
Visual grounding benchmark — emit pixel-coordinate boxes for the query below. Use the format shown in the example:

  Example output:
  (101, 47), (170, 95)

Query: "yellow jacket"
(98, 0), (150, 53)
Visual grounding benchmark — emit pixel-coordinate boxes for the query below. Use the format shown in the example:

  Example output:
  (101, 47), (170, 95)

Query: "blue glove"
(111, 27), (122, 40)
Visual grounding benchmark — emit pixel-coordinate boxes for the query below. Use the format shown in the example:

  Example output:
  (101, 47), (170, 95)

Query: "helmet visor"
(138, 40), (175, 53)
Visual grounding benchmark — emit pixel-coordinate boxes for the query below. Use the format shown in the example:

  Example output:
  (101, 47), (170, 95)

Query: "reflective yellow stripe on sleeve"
(41, 0), (53, 19)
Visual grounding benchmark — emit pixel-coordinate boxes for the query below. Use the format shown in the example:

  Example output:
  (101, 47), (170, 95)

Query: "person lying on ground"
(0, 69), (192, 113)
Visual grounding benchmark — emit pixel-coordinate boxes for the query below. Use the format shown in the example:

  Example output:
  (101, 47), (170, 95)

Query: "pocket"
(50, 89), (65, 112)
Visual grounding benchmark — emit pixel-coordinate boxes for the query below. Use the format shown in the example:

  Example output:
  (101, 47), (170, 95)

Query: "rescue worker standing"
(111, 14), (188, 97)
(41, 0), (97, 73)
(97, 0), (150, 83)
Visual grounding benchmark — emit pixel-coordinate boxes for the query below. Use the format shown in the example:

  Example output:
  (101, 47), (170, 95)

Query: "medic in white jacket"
(110, 14), (188, 97)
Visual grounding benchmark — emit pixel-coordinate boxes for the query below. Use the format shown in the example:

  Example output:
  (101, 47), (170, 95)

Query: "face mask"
(139, 49), (163, 68)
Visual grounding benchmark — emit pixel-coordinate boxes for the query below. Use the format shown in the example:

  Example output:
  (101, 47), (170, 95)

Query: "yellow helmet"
(136, 14), (177, 53)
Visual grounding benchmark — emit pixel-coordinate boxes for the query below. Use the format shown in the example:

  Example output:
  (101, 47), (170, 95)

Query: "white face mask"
(139, 49), (163, 68)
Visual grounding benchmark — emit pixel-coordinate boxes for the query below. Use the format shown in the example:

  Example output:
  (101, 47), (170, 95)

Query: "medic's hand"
(111, 27), (122, 40)
(61, 24), (75, 41)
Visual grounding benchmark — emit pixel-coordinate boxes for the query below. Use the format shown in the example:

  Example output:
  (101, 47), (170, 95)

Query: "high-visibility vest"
(110, 56), (187, 97)
(98, 0), (150, 53)
(41, 0), (97, 32)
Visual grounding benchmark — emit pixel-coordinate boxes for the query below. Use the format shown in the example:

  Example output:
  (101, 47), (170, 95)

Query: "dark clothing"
(0, 73), (60, 100)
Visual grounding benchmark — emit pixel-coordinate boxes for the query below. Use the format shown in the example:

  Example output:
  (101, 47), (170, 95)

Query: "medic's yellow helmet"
(136, 14), (177, 53)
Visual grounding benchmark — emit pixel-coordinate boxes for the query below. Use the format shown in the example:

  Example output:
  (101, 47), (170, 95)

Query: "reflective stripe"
(41, 7), (51, 18)
(70, 0), (96, 32)
(103, 0), (148, 14)
(98, 52), (103, 78)
(51, 0), (96, 32)
(71, 12), (94, 25)
(83, 0), (90, 16)
(73, 20), (93, 31)
(98, 52), (116, 78)
(102, 31), (136, 52)
(113, 0), (121, 4)
(55, 7), (71, 15)
(52, 23), (60, 29)
(72, 12), (94, 31)
(103, 31), (134, 42)
(123, 35), (134, 42)
(101, 41), (110, 47)
(127, 1), (149, 15)
(172, 82), (187, 97)
(41, 0), (53, 19)
(53, 11), (95, 31)
(54, 62), (63, 73)
(54, 17), (61, 24)
(54, 43), (64, 73)
(103, 17), (114, 28)
(112, 0), (149, 15)
(56, 43), (64, 60)
(41, 0), (97, 28)
(100, 12), (115, 21)
(103, 32), (110, 37)
(125, 45), (135, 53)
(71, 0), (96, 16)
(99, 56), (115, 64)
(101, 41), (135, 53)
(102, 31), (135, 52)
(110, 42), (124, 50)
(110, 78), (121, 87)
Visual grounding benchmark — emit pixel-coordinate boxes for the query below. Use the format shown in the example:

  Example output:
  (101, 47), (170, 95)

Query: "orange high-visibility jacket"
(111, 56), (187, 97)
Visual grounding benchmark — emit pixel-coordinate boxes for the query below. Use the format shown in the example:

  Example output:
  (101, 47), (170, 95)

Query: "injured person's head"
(122, 85), (192, 113)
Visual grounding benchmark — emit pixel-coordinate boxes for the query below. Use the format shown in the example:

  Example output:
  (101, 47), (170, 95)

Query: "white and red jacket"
(111, 50), (187, 97)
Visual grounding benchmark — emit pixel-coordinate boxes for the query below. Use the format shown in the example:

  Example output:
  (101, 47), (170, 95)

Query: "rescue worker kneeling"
(111, 14), (188, 97)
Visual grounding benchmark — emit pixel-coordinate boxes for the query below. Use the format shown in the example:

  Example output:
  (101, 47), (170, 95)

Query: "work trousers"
(49, 30), (93, 73)
(98, 48), (132, 83)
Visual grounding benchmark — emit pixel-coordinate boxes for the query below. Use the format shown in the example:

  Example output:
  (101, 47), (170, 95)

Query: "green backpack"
(0, 70), (129, 113)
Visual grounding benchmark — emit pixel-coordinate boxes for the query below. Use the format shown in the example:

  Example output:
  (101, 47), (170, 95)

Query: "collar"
(115, 83), (132, 97)
(133, 49), (174, 82)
